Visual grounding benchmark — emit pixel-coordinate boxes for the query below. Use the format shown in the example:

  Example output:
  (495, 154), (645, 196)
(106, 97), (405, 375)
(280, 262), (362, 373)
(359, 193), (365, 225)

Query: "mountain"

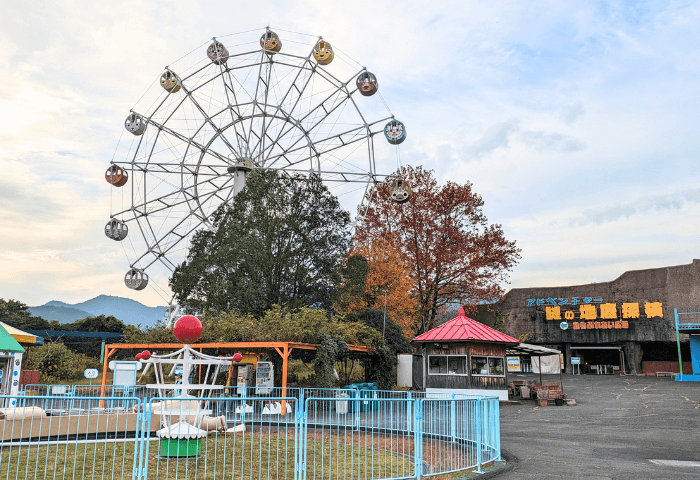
(29, 295), (168, 327)
(27, 305), (94, 324)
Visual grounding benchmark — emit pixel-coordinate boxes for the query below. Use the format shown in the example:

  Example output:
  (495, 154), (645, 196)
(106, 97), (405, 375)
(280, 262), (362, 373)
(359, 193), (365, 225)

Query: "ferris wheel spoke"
(219, 68), (248, 154)
(244, 52), (269, 154)
(266, 121), (378, 169)
(147, 118), (231, 166)
(262, 71), (363, 165)
(270, 167), (385, 183)
(181, 85), (238, 156)
(253, 48), (316, 155)
(256, 60), (275, 162)
(272, 124), (388, 173)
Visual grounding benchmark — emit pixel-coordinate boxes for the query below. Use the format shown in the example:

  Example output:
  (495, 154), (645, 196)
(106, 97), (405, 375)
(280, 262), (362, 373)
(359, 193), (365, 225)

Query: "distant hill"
(28, 305), (94, 324)
(29, 295), (168, 327)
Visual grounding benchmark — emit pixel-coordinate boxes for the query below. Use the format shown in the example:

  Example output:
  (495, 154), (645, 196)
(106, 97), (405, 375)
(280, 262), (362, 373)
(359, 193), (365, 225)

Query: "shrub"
(26, 343), (100, 383)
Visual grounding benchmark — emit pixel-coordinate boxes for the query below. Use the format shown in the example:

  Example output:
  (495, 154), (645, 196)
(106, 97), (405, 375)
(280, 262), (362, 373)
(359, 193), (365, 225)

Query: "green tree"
(343, 309), (411, 356)
(335, 254), (370, 313)
(64, 315), (126, 333)
(171, 170), (351, 317)
(0, 299), (31, 318)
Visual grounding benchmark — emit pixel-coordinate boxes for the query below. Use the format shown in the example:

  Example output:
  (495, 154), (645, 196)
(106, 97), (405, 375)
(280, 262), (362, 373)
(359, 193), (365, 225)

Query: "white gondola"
(124, 268), (149, 291)
(105, 219), (128, 241)
(207, 40), (229, 65)
(124, 113), (146, 135)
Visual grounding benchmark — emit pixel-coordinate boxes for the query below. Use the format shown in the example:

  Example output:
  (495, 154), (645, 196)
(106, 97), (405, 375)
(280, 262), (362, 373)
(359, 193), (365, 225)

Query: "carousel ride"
(105, 27), (411, 313)
(136, 314), (246, 457)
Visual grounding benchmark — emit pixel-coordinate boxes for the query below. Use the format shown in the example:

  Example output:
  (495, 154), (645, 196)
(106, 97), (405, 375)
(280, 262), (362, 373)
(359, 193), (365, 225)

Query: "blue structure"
(25, 330), (123, 362)
(674, 308), (700, 381)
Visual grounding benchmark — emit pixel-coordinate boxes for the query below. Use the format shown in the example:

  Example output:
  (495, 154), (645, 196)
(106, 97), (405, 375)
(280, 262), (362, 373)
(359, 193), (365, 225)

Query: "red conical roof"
(413, 306), (518, 344)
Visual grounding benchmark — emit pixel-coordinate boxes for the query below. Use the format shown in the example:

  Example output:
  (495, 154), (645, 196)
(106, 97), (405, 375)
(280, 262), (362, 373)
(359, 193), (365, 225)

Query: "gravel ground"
(497, 373), (700, 479)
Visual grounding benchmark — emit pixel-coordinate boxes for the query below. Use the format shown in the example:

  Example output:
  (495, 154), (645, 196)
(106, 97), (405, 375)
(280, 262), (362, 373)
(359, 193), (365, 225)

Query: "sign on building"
(507, 357), (521, 372)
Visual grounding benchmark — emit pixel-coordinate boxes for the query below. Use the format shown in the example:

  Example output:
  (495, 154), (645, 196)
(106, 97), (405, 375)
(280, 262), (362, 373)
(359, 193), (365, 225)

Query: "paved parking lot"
(498, 373), (700, 479)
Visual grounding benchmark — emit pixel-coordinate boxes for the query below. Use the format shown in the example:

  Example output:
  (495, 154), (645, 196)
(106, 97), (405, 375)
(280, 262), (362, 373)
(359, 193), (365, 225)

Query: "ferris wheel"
(105, 28), (409, 295)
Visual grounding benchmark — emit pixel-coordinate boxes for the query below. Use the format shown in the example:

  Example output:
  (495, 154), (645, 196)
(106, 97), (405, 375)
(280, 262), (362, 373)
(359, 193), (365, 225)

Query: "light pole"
(383, 292), (388, 337)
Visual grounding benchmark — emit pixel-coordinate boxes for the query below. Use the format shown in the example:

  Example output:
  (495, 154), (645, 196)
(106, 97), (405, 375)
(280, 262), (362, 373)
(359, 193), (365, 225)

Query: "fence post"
(494, 398), (502, 461)
(407, 391), (412, 433)
(414, 398), (423, 479)
(135, 397), (145, 480)
(295, 389), (305, 480)
(476, 397), (484, 473)
(354, 390), (361, 430)
(450, 393), (456, 442)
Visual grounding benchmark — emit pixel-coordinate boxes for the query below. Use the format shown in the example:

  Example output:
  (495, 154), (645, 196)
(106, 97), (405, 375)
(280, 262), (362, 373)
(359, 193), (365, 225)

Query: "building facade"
(480, 259), (700, 375)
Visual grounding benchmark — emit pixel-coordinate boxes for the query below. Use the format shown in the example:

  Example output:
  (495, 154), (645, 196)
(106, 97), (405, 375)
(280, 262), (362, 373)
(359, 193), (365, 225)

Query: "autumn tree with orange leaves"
(336, 240), (417, 337)
(354, 165), (521, 334)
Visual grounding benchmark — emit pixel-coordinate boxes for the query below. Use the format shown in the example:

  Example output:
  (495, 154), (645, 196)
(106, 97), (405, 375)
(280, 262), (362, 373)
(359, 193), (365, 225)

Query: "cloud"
(519, 131), (586, 152)
(570, 188), (700, 227)
(560, 100), (585, 124)
(462, 120), (519, 159)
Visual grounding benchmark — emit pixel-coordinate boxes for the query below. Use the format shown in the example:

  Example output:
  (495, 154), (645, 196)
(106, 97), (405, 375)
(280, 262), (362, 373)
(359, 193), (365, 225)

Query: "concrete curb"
(452, 449), (518, 479)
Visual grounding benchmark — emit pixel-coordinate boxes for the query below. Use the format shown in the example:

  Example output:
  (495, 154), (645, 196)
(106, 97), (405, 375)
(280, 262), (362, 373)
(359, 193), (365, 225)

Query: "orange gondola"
(105, 165), (128, 187)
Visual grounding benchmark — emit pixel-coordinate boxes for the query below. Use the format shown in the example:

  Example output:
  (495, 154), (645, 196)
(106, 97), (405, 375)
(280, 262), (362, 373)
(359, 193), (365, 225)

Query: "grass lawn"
(0, 430), (479, 480)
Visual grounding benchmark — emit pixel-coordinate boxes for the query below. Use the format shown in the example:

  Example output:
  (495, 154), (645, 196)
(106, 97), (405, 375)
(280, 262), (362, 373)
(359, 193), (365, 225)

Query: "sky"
(1, 1), (700, 308)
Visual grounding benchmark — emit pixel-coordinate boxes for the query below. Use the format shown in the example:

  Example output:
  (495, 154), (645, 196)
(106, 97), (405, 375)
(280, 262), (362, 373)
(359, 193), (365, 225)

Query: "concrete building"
(477, 259), (700, 375)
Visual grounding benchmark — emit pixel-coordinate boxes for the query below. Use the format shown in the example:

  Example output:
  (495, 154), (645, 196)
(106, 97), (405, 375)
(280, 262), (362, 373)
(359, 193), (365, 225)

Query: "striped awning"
(0, 323), (25, 353)
(0, 321), (42, 346)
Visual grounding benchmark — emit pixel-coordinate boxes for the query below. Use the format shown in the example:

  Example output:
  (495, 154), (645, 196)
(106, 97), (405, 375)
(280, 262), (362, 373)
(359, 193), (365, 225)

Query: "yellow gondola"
(313, 41), (334, 65)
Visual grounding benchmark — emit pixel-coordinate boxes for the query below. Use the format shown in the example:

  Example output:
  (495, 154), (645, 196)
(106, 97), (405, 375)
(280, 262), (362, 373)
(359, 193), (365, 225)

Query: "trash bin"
(343, 385), (360, 412)
(367, 383), (379, 411)
(335, 390), (349, 415)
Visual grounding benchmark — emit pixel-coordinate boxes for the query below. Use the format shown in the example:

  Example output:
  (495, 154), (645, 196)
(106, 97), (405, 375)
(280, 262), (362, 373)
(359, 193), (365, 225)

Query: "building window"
(471, 356), (505, 377)
(428, 355), (467, 375)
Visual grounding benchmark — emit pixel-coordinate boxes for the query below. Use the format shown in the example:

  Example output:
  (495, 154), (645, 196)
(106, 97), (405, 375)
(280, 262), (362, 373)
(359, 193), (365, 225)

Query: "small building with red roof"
(411, 306), (519, 400)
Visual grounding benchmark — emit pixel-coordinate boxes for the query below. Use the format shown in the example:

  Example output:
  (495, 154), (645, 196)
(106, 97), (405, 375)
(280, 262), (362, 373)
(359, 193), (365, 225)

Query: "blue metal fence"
(2, 388), (501, 479)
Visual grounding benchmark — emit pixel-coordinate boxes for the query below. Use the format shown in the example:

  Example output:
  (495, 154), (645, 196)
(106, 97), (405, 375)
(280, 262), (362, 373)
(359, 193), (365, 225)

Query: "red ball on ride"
(135, 353), (143, 361)
(233, 352), (243, 362)
(173, 315), (203, 344)
(141, 350), (151, 360)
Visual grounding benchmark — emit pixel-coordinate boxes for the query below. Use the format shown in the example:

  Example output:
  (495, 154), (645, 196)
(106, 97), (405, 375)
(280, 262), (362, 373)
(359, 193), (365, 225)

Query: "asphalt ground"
(495, 373), (700, 479)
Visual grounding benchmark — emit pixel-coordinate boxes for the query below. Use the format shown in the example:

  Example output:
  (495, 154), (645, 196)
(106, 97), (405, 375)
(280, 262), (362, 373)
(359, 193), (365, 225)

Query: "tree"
(335, 254), (370, 314)
(354, 241), (418, 337)
(342, 309), (411, 356)
(171, 170), (351, 316)
(354, 165), (521, 334)
(0, 299), (31, 318)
